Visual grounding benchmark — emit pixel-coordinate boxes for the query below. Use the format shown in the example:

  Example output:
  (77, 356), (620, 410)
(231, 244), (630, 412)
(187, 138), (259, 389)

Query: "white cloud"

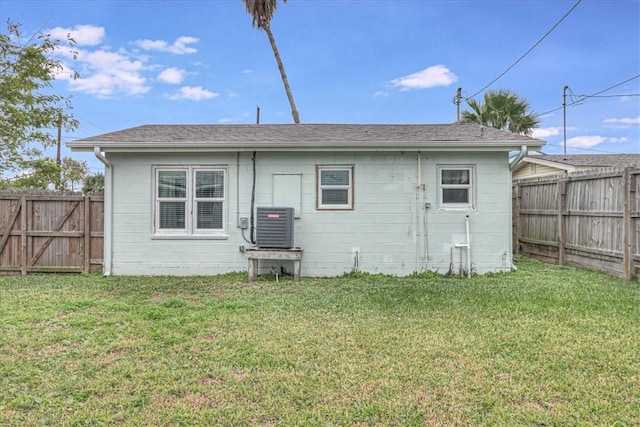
(165, 86), (219, 101)
(388, 65), (458, 90)
(46, 26), (208, 98)
(531, 126), (577, 139)
(47, 24), (105, 46)
(70, 49), (150, 97)
(566, 135), (628, 149)
(531, 127), (561, 139)
(135, 36), (199, 54)
(218, 112), (250, 123)
(603, 116), (640, 125)
(158, 67), (185, 84)
(373, 91), (389, 98)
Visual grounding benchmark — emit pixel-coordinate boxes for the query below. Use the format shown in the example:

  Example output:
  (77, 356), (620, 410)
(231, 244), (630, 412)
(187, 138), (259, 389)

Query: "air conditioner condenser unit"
(256, 207), (294, 248)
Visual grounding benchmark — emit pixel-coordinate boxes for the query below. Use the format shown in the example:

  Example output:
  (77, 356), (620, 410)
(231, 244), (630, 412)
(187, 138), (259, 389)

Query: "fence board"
(513, 167), (640, 280)
(0, 192), (104, 275)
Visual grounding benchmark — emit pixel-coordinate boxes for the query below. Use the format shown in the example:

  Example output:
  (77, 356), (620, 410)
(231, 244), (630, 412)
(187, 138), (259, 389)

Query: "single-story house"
(68, 123), (544, 277)
(511, 153), (640, 180)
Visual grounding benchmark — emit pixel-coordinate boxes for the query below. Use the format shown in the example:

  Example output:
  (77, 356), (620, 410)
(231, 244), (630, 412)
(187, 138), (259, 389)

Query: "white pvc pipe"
(455, 214), (471, 277)
(465, 214), (471, 278)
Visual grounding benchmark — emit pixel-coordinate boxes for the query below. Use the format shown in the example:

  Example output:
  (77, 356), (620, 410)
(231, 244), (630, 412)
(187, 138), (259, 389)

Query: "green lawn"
(0, 257), (638, 426)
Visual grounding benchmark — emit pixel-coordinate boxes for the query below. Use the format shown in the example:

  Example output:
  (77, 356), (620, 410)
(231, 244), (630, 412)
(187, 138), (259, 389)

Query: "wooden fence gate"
(0, 192), (104, 275)
(513, 167), (640, 280)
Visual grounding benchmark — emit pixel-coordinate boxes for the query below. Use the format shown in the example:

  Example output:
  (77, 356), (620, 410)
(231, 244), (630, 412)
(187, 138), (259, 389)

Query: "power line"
(580, 94), (640, 98)
(467, 0), (583, 100)
(544, 142), (625, 155)
(577, 74), (640, 100)
(538, 74), (640, 116)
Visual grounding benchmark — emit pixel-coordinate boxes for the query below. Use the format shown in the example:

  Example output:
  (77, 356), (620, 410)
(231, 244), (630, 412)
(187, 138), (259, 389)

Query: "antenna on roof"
(256, 105), (260, 125)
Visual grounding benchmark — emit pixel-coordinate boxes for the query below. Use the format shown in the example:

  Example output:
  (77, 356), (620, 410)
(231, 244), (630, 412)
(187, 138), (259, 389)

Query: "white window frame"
(316, 165), (354, 210)
(153, 166), (227, 237)
(438, 165), (474, 210)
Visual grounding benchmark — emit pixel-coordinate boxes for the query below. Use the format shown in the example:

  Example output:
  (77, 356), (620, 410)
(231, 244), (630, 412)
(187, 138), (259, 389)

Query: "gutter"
(69, 140), (543, 153)
(509, 145), (528, 171)
(93, 147), (112, 276)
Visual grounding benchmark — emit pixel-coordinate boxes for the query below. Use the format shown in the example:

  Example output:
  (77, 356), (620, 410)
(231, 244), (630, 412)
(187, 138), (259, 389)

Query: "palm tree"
(461, 89), (539, 136)
(244, 0), (300, 123)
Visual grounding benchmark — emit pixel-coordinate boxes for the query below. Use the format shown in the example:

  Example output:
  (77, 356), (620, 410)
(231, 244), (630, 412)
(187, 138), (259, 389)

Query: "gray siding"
(108, 151), (514, 276)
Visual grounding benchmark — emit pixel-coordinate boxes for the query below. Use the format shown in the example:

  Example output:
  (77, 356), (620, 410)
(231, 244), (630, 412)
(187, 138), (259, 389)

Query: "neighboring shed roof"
(68, 123), (544, 152)
(528, 154), (640, 168)
(511, 153), (640, 179)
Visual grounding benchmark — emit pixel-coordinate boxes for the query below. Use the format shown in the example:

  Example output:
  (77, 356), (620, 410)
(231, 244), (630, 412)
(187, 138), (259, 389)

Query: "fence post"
(630, 170), (638, 279)
(513, 182), (521, 254)
(20, 195), (27, 276)
(84, 195), (91, 273)
(622, 167), (631, 280)
(557, 178), (567, 266)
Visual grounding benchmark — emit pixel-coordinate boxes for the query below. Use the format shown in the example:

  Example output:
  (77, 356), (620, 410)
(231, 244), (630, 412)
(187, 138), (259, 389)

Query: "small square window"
(439, 166), (474, 209)
(317, 166), (353, 210)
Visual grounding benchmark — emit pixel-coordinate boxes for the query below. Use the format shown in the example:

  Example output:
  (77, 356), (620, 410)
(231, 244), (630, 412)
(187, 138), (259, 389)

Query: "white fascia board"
(68, 140), (544, 153)
(520, 156), (575, 171)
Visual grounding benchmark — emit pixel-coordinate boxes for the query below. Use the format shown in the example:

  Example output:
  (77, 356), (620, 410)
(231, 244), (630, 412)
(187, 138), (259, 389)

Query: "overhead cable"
(538, 74), (640, 116)
(467, 0), (583, 100)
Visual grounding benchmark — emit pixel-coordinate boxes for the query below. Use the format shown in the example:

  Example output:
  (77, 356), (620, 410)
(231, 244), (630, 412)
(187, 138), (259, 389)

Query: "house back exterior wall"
(108, 151), (513, 276)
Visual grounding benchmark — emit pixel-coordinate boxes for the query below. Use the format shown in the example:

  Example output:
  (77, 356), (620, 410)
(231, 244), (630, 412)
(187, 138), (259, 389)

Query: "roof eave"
(68, 140), (545, 152)
(520, 156), (577, 170)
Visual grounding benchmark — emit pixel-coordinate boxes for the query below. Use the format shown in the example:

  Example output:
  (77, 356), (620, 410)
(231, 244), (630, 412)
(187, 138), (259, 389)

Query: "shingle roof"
(69, 123), (542, 146)
(532, 154), (640, 167)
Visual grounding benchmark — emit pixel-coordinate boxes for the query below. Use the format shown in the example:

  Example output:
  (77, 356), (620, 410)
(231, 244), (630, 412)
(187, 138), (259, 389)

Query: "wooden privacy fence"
(513, 166), (640, 280)
(0, 191), (104, 275)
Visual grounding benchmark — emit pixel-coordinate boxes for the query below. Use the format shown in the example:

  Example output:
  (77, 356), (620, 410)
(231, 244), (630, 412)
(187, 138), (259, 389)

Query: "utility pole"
(563, 86), (568, 157)
(454, 88), (462, 123)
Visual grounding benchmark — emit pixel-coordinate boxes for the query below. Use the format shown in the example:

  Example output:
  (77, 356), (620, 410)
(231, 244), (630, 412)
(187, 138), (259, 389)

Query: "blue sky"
(2, 0), (639, 174)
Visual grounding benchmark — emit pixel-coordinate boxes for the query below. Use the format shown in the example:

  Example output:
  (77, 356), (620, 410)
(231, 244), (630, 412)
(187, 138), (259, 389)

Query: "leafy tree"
(82, 173), (104, 194)
(0, 20), (79, 175)
(60, 157), (88, 190)
(461, 89), (539, 136)
(0, 158), (60, 189)
(0, 157), (88, 190)
(243, 0), (300, 123)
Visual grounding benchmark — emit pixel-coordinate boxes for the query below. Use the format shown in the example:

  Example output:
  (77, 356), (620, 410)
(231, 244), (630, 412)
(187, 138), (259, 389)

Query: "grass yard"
(0, 257), (638, 426)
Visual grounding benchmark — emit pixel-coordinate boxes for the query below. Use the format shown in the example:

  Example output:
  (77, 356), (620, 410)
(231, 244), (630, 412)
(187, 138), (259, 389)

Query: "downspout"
(415, 152), (421, 272)
(93, 146), (112, 276)
(509, 145), (528, 171)
(236, 152), (240, 228)
(417, 152), (428, 272)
